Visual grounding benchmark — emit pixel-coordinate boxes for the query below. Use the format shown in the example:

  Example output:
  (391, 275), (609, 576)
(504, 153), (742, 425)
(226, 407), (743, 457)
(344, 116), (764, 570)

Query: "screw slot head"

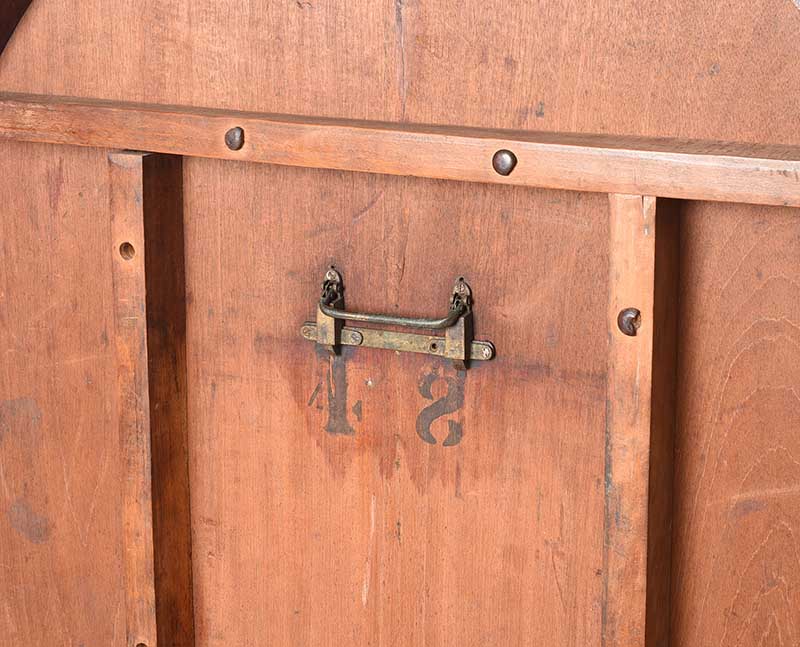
(492, 149), (517, 176)
(225, 127), (245, 151)
(617, 308), (642, 336)
(481, 346), (493, 359)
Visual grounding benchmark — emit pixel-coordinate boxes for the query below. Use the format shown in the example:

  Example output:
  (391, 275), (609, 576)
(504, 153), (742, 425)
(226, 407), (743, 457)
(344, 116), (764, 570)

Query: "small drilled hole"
(119, 242), (136, 260)
(429, 341), (438, 352)
(135, 643), (148, 647)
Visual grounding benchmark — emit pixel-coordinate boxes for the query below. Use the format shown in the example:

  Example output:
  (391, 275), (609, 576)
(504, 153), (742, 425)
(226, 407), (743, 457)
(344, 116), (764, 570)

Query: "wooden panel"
(2, 0), (800, 147)
(672, 203), (800, 646)
(0, 142), (124, 645)
(2, 93), (800, 207)
(183, 159), (608, 646)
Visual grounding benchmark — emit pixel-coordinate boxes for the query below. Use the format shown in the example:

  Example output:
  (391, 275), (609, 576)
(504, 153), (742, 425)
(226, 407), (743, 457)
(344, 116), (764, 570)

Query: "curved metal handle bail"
(318, 268), (470, 330)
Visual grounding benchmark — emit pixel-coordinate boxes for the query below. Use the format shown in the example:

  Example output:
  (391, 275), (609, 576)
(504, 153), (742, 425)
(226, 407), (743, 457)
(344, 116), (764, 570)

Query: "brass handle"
(302, 267), (495, 370)
(319, 268), (468, 330)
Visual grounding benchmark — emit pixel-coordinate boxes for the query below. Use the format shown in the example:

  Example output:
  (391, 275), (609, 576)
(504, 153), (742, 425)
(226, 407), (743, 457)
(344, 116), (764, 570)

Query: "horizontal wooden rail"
(1, 92), (800, 206)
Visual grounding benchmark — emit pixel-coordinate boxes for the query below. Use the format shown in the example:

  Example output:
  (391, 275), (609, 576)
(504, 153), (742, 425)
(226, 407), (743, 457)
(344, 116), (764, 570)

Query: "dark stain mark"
(295, 0), (313, 7)
(99, 330), (109, 348)
(731, 498), (767, 519)
(455, 461), (462, 499)
(325, 354), (355, 435)
(253, 332), (270, 355)
(8, 499), (51, 544)
(518, 101), (546, 122)
(0, 397), (42, 445)
(709, 62), (721, 76)
(46, 158), (64, 212)
(352, 191), (384, 223)
(415, 368), (465, 446)
(307, 382), (322, 407)
(503, 55), (518, 71)
(396, 520), (402, 544)
(395, 0), (407, 118)
(352, 400), (363, 422)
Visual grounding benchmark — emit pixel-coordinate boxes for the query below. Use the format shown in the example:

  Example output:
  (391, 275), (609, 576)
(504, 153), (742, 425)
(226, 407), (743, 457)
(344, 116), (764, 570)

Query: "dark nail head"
(225, 127), (245, 151)
(617, 308), (641, 336)
(492, 149), (517, 176)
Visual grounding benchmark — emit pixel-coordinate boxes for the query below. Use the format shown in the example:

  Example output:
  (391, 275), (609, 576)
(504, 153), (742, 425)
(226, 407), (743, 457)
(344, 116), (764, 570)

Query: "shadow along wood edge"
(109, 152), (194, 647)
(1, 92), (800, 207)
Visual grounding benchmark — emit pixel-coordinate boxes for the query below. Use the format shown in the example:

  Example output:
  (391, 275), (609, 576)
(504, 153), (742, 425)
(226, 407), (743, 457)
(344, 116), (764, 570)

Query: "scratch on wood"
(362, 494), (377, 607)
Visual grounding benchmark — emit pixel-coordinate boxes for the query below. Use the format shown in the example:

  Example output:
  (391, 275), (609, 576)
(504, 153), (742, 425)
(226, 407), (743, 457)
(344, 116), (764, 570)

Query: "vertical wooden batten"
(109, 151), (194, 647)
(604, 194), (677, 646)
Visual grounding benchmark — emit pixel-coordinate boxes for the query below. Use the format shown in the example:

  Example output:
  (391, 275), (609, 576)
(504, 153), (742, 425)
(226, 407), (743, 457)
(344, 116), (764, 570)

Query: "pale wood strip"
(604, 193), (657, 646)
(109, 151), (159, 647)
(1, 92), (800, 206)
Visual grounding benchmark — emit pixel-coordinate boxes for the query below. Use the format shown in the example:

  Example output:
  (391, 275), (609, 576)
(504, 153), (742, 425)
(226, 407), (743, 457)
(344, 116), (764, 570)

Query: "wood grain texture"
(604, 194), (657, 646)
(2, 0), (800, 146)
(109, 152), (160, 647)
(0, 142), (125, 645)
(672, 203), (800, 647)
(183, 159), (608, 647)
(1, 1), (800, 644)
(2, 93), (800, 207)
(0, 0), (32, 58)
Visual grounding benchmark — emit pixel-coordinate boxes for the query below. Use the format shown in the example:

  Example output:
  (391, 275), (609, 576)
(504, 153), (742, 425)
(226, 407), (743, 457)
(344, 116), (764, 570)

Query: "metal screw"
(492, 149), (517, 176)
(325, 267), (340, 282)
(617, 308), (641, 336)
(345, 330), (363, 345)
(225, 127), (245, 151)
(481, 346), (492, 359)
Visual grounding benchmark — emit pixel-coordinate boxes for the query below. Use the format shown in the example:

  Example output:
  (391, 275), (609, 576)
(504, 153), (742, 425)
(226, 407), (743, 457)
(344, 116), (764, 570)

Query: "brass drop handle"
(319, 269), (467, 329)
(301, 267), (495, 369)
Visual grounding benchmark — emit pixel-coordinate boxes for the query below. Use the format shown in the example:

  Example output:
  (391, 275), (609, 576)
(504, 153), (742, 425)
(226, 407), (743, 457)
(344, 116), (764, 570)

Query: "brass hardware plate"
(301, 268), (495, 368)
(300, 322), (495, 361)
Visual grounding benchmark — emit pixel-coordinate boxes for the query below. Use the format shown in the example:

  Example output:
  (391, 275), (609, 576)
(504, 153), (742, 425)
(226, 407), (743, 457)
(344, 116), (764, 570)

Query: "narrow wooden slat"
(2, 92), (800, 207)
(110, 152), (159, 647)
(604, 194), (658, 646)
(110, 151), (194, 647)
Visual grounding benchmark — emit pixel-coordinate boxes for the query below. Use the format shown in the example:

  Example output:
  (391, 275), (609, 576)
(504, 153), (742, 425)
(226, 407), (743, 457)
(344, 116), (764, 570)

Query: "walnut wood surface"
(2, 2), (800, 646)
(0, 143), (126, 646)
(183, 161), (608, 646)
(1, 93), (800, 206)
